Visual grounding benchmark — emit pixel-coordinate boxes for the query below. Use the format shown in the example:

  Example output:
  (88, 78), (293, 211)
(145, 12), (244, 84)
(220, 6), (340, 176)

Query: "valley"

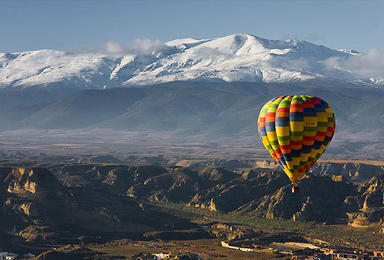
(0, 158), (383, 259)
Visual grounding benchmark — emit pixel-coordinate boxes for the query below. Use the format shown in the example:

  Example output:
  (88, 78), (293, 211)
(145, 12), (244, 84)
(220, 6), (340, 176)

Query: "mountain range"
(0, 33), (381, 88)
(0, 33), (383, 160)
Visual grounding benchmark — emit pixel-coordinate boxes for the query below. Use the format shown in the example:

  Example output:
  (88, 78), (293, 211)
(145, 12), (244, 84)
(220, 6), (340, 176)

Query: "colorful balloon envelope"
(257, 96), (335, 184)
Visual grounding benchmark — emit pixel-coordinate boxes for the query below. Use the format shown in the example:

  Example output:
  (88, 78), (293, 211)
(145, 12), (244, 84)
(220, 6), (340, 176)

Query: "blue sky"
(1, 0), (383, 52)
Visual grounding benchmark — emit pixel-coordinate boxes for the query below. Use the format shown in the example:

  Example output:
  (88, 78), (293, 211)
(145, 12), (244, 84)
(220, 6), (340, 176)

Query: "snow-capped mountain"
(0, 33), (380, 88)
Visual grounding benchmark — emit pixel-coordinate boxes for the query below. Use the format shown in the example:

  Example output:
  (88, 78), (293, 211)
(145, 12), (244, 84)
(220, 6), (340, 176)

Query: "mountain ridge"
(0, 33), (380, 89)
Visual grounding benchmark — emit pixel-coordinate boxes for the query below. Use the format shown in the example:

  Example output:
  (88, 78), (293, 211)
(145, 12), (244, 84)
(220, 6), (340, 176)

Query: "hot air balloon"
(257, 95), (335, 193)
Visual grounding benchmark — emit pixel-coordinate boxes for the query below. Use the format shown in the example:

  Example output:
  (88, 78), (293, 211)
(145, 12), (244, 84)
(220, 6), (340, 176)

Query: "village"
(99, 238), (384, 260)
(1, 239), (384, 259)
(220, 240), (384, 260)
(0, 252), (34, 260)
(130, 245), (384, 260)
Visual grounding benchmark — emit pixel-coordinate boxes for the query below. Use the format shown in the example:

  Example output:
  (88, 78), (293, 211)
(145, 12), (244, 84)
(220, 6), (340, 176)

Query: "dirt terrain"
(0, 158), (383, 259)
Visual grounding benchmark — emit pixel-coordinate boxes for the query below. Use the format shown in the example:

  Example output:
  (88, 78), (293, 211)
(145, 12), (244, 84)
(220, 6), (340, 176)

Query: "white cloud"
(82, 38), (170, 57)
(128, 38), (168, 55)
(325, 49), (384, 79)
(104, 41), (125, 55)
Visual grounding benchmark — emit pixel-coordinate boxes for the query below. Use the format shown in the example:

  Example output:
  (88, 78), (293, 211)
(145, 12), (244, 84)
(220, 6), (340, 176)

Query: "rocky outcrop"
(1, 161), (384, 248)
(0, 166), (196, 244)
(48, 163), (384, 225)
(0, 167), (73, 233)
(347, 212), (371, 227)
(210, 223), (255, 241)
(176, 160), (384, 184)
(359, 174), (384, 209)
(352, 173), (384, 225)
(52, 163), (383, 224)
(240, 175), (356, 222)
(310, 162), (384, 183)
(185, 168), (290, 213)
(4, 167), (66, 199)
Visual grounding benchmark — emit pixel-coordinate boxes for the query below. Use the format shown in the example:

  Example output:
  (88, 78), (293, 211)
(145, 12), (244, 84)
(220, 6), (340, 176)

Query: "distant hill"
(0, 80), (383, 159)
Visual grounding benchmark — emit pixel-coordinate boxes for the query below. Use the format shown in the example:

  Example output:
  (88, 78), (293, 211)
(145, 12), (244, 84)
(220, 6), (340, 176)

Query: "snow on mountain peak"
(167, 37), (208, 46)
(0, 49), (112, 88)
(0, 33), (382, 88)
(338, 49), (361, 56)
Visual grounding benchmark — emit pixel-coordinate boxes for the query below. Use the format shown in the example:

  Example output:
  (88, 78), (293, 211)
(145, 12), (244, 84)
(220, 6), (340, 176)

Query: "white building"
(153, 253), (171, 259)
(0, 252), (18, 260)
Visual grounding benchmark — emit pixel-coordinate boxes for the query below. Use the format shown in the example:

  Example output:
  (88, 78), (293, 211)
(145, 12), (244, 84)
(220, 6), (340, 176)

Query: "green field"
(153, 202), (384, 250)
(84, 202), (384, 259)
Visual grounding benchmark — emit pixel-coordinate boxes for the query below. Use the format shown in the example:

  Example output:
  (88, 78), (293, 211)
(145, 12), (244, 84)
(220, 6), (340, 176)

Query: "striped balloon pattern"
(258, 96), (335, 184)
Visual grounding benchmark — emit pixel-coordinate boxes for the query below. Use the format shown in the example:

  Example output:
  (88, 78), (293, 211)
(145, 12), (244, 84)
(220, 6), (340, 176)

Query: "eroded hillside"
(1, 160), (384, 256)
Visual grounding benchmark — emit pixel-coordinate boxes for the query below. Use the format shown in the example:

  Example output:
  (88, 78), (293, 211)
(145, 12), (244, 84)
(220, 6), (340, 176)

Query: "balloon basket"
(291, 185), (300, 193)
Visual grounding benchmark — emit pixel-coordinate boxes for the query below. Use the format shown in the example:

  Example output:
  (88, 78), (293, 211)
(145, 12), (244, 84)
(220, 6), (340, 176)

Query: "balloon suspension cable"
(291, 184), (300, 194)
